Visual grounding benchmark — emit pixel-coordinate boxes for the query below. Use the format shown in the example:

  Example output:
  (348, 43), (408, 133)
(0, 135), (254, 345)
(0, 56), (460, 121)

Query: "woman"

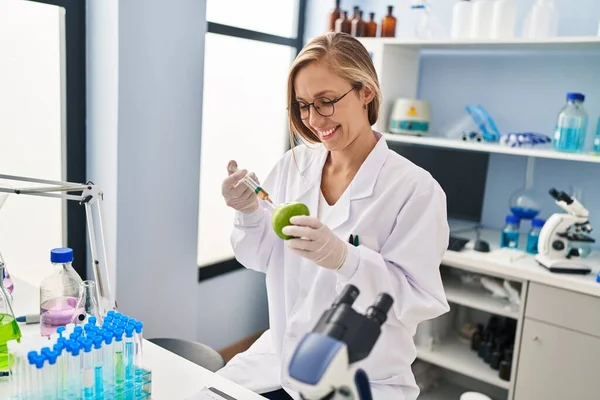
(218, 32), (449, 400)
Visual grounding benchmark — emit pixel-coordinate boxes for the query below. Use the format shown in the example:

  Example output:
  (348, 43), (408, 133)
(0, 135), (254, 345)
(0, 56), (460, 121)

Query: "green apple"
(272, 202), (310, 240)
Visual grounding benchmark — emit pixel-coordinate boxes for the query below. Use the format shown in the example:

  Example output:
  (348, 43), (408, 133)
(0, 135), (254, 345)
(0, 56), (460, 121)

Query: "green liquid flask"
(0, 263), (21, 371)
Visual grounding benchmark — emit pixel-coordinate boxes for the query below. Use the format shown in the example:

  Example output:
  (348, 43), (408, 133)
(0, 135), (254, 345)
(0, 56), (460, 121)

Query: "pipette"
(230, 165), (277, 209)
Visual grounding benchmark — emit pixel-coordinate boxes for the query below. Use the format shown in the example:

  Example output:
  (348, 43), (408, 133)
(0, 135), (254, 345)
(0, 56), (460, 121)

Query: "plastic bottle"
(451, 0), (473, 40)
(470, 0), (494, 39)
(593, 116), (600, 153)
(381, 5), (397, 38)
(40, 248), (84, 337)
(491, 0), (517, 39)
(523, 0), (557, 39)
(526, 218), (545, 254)
(553, 92), (589, 153)
(500, 215), (520, 249)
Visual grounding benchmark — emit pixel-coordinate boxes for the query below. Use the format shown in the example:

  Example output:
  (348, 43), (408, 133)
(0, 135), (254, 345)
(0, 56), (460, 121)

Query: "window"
(197, 1), (306, 279)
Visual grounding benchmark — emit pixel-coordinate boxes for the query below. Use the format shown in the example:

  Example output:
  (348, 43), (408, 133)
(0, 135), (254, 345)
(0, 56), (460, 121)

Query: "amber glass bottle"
(365, 12), (378, 37)
(381, 5), (397, 37)
(351, 10), (366, 37)
(328, 0), (342, 32)
(335, 11), (352, 34)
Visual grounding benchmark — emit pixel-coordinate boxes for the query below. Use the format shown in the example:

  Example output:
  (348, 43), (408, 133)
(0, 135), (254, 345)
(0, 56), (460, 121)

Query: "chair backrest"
(148, 338), (225, 372)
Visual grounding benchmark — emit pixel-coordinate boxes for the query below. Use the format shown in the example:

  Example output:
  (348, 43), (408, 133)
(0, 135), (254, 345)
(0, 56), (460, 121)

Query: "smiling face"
(293, 61), (372, 151)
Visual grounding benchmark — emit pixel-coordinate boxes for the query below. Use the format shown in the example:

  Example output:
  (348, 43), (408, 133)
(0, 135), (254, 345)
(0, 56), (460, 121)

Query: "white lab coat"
(216, 133), (450, 400)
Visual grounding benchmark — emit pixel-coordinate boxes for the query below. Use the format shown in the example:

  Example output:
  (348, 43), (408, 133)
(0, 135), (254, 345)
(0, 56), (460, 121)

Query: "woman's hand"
(282, 216), (348, 270)
(221, 160), (259, 213)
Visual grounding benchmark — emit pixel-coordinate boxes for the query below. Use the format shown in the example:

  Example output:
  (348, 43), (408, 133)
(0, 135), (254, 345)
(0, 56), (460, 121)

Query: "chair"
(148, 338), (225, 372)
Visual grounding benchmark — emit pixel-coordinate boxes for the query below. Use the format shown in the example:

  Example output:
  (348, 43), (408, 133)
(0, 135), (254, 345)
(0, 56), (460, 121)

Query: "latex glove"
(282, 216), (348, 270)
(221, 160), (259, 213)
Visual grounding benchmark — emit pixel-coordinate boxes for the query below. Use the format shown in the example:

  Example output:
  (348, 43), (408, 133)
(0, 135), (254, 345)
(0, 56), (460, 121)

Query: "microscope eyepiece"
(366, 293), (394, 326)
(333, 284), (360, 307)
(549, 188), (573, 204)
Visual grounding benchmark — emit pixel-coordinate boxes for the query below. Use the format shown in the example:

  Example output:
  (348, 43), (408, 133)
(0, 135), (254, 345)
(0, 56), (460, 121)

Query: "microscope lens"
(334, 284), (359, 306)
(367, 293), (394, 325)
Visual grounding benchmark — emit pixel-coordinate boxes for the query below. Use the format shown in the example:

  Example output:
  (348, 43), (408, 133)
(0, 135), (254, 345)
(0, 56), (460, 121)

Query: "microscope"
(535, 188), (596, 274)
(287, 285), (393, 400)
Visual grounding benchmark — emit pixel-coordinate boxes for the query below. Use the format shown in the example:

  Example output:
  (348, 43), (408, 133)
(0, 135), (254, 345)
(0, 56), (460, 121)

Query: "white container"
(451, 0), (473, 40)
(523, 0), (558, 39)
(491, 0), (517, 39)
(470, 0), (494, 39)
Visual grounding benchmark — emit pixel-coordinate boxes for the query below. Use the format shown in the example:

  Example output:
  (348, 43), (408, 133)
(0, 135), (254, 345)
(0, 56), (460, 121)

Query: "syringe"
(229, 165), (276, 209)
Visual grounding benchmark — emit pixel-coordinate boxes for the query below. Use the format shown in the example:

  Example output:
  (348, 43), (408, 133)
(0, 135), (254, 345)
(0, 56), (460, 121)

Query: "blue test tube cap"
(107, 310), (115, 317)
(134, 321), (143, 334)
(113, 312), (123, 319)
(117, 321), (126, 330)
(53, 342), (64, 355)
(113, 328), (124, 342)
(92, 335), (104, 349)
(74, 325), (83, 333)
(103, 331), (114, 345)
(89, 316), (97, 325)
(27, 351), (38, 363)
(56, 326), (66, 337)
(47, 351), (58, 365)
(34, 355), (45, 369)
(41, 346), (52, 357)
(82, 339), (93, 353)
(125, 325), (134, 338)
(50, 247), (73, 263)
(71, 342), (81, 356)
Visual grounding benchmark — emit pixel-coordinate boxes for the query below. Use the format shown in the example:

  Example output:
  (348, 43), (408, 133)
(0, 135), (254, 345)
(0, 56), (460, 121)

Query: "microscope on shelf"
(287, 285), (393, 400)
(535, 188), (596, 274)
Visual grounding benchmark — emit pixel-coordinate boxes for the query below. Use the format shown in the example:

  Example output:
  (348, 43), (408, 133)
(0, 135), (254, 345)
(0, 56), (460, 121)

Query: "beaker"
(0, 263), (21, 371)
(72, 280), (102, 325)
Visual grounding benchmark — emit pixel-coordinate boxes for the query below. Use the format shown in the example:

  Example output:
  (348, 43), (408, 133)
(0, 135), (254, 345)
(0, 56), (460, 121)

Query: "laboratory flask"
(0, 252), (13, 295)
(40, 248), (84, 336)
(72, 280), (102, 325)
(0, 263), (21, 371)
(509, 187), (540, 220)
(553, 92), (589, 153)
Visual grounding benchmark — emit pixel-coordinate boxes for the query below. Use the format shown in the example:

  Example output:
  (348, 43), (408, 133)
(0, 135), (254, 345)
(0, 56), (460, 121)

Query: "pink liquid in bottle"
(40, 296), (83, 336)
(2, 270), (13, 294)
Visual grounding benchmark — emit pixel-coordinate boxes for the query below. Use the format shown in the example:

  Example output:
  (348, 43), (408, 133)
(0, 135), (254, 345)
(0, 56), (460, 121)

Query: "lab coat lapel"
(295, 145), (328, 218)
(326, 136), (389, 232)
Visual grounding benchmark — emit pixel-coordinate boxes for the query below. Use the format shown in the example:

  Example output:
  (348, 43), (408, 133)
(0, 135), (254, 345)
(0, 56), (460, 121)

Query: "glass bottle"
(526, 218), (545, 254)
(365, 12), (378, 37)
(381, 5), (397, 37)
(40, 248), (84, 337)
(351, 10), (366, 37)
(329, 0), (342, 32)
(336, 11), (352, 34)
(500, 215), (520, 249)
(553, 92), (589, 153)
(0, 263), (21, 372)
(509, 186), (540, 221)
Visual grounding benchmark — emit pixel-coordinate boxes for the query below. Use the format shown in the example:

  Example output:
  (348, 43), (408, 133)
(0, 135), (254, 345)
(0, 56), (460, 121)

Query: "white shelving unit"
(443, 276), (520, 319)
(383, 133), (600, 164)
(417, 336), (511, 391)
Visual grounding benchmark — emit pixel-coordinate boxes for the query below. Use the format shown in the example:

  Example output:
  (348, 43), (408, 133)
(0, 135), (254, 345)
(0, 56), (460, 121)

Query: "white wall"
(87, 0), (269, 348)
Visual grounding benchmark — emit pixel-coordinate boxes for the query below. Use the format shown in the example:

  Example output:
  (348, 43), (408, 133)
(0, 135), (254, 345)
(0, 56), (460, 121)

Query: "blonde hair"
(287, 32), (381, 146)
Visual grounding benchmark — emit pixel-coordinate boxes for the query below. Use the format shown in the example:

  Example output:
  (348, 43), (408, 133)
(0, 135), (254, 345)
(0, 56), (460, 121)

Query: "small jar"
(526, 218), (545, 254)
(500, 215), (520, 249)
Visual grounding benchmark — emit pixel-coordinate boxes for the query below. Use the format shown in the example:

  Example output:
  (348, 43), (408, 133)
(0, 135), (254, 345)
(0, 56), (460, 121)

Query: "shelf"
(444, 276), (520, 319)
(384, 133), (600, 164)
(416, 336), (511, 390)
(359, 36), (600, 51)
(418, 381), (472, 400)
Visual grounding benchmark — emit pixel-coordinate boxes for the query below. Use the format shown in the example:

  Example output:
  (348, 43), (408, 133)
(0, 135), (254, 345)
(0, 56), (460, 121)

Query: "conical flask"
(0, 263), (21, 371)
(72, 280), (102, 325)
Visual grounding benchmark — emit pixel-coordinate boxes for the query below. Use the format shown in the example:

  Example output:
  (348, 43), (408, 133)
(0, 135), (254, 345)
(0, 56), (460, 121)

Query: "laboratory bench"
(415, 223), (600, 400)
(0, 276), (265, 400)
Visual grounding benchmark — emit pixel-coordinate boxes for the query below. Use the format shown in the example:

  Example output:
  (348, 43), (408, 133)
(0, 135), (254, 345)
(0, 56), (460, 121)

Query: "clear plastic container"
(40, 248), (84, 337)
(491, 0), (517, 39)
(593, 116), (600, 154)
(500, 215), (520, 249)
(451, 0), (473, 40)
(553, 92), (589, 153)
(526, 218), (545, 254)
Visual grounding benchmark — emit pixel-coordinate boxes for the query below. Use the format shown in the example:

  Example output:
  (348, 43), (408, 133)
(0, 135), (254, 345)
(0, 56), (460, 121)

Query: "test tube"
(7, 340), (17, 399)
(69, 341), (83, 397)
(47, 351), (59, 399)
(92, 335), (105, 397)
(27, 351), (38, 399)
(82, 339), (95, 399)
(53, 342), (67, 398)
(103, 330), (114, 394)
(113, 328), (125, 391)
(124, 325), (135, 385)
(31, 354), (44, 399)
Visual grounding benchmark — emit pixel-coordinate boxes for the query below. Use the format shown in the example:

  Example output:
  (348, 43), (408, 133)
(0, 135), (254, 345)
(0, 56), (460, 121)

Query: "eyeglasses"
(291, 86), (357, 120)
